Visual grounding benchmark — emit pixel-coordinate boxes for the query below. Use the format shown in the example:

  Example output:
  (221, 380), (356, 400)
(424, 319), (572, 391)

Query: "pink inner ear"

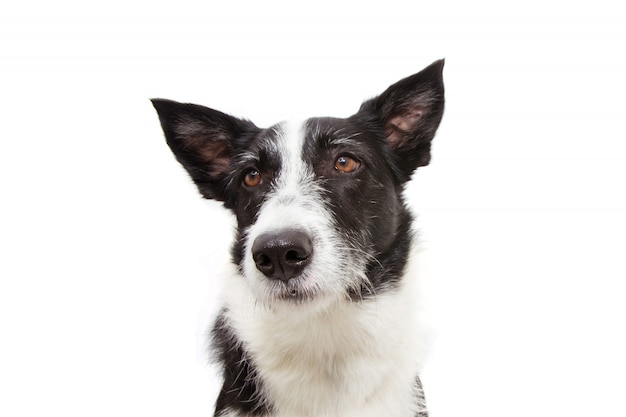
(385, 107), (425, 147)
(196, 138), (231, 178)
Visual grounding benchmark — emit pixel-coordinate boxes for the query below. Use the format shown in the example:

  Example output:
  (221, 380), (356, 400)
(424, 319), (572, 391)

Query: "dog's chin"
(251, 275), (343, 313)
(273, 281), (314, 302)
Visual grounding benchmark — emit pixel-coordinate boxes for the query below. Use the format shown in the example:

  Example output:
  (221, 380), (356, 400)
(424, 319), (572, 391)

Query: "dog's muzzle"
(251, 230), (313, 282)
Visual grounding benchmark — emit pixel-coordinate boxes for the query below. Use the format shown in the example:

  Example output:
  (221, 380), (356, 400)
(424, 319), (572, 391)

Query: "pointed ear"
(151, 98), (259, 201)
(358, 59), (445, 178)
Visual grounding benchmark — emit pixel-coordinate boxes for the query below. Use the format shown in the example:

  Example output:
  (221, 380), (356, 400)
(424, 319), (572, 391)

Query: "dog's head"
(152, 60), (444, 309)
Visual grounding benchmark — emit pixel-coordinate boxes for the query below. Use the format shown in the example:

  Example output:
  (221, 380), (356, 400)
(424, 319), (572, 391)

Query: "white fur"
(219, 240), (428, 417)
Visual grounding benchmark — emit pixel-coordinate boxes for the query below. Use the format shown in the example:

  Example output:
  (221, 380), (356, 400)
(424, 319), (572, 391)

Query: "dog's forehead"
(258, 117), (365, 152)
(303, 117), (366, 146)
(238, 117), (375, 172)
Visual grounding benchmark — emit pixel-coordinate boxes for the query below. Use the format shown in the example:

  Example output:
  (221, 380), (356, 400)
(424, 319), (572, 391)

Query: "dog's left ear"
(357, 59), (445, 179)
(151, 98), (259, 202)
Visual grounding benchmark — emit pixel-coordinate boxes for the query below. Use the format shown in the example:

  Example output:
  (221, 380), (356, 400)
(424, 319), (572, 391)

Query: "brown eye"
(243, 169), (262, 187)
(334, 155), (360, 173)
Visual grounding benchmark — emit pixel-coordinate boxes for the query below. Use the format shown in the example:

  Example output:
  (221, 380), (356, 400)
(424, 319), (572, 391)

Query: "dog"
(151, 59), (444, 417)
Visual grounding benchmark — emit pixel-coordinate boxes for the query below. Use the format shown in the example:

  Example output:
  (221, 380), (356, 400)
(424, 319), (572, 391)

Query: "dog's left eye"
(243, 169), (262, 187)
(334, 155), (360, 173)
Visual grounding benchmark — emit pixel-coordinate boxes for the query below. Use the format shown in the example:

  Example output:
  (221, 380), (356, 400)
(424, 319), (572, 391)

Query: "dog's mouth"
(269, 277), (318, 302)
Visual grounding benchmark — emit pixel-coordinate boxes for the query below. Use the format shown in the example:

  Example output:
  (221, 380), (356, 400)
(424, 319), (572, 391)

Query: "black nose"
(251, 230), (313, 282)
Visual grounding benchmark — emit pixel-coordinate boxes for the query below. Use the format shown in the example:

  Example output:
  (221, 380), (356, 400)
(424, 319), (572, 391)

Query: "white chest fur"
(221, 248), (429, 417)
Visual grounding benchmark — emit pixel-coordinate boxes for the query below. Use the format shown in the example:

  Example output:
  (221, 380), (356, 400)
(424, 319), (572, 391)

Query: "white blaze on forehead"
(254, 119), (322, 229)
(275, 119), (309, 193)
(244, 120), (313, 240)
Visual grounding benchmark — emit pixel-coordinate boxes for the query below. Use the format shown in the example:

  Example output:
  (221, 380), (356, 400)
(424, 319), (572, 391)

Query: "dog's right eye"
(243, 169), (262, 187)
(334, 155), (360, 174)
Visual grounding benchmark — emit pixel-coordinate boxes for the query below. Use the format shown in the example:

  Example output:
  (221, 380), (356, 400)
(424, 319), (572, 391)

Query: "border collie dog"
(152, 60), (444, 417)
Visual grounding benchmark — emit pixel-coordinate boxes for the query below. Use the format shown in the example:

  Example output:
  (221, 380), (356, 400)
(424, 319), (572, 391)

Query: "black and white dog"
(152, 59), (444, 417)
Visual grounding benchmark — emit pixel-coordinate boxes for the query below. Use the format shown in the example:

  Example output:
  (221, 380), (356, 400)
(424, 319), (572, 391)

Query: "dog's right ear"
(356, 59), (445, 181)
(151, 99), (259, 201)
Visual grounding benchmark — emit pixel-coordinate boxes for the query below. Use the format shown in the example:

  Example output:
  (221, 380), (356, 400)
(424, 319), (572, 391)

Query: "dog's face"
(153, 60), (444, 310)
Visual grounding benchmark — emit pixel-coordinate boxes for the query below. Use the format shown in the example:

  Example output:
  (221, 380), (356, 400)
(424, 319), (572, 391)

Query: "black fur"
(152, 59), (445, 417)
(211, 312), (270, 416)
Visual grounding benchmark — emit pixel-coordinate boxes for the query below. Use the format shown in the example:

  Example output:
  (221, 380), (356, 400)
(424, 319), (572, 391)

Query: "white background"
(1, 0), (625, 416)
